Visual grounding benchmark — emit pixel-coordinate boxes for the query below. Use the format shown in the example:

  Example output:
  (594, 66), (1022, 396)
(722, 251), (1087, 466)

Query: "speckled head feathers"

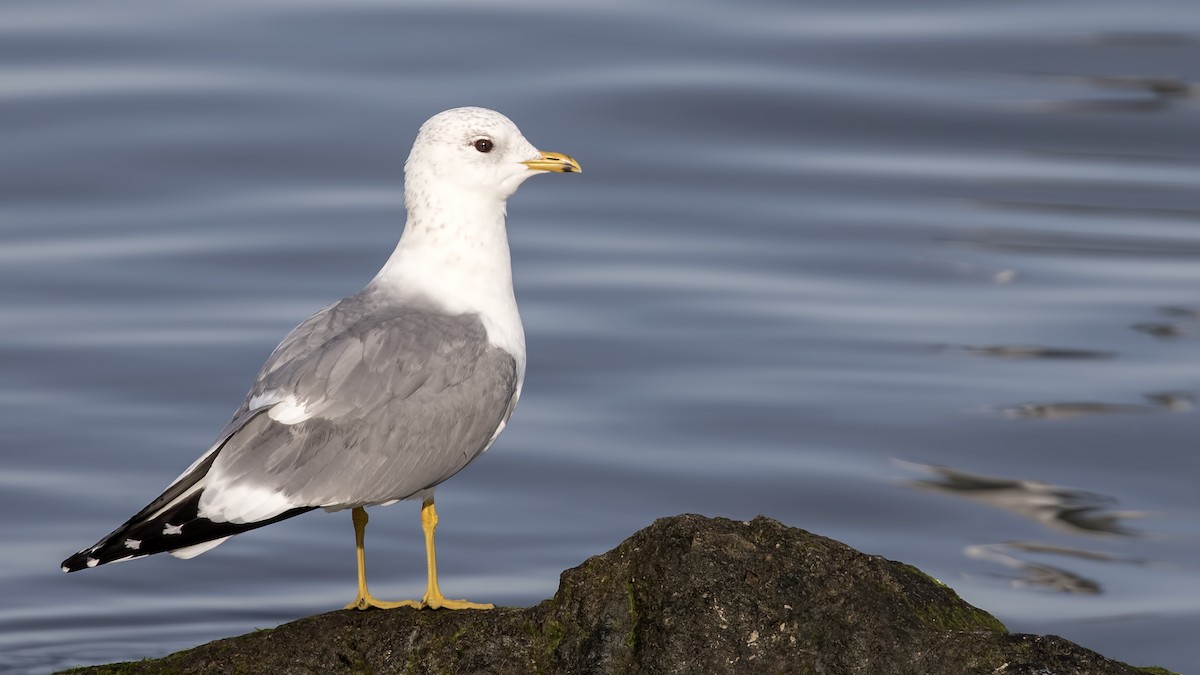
(404, 107), (545, 200)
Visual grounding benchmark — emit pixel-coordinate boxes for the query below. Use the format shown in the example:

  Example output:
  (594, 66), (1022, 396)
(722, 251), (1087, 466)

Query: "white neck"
(370, 182), (526, 376)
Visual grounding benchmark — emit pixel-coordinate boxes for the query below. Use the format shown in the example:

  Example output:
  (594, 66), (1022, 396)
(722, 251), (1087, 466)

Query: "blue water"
(2, 1), (1200, 672)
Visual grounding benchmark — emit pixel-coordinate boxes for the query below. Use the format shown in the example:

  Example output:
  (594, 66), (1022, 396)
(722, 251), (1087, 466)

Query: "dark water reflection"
(942, 343), (1117, 360)
(994, 393), (1190, 419)
(3, 1), (1200, 673)
(902, 462), (1144, 536)
(967, 543), (1105, 595)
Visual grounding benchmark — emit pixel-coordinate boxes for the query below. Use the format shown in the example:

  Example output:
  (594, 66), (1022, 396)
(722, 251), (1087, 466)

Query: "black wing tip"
(61, 544), (142, 572)
(61, 551), (96, 573)
(60, 503), (317, 573)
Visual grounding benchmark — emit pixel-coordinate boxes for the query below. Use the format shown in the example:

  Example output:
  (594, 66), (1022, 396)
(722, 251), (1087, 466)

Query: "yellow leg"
(344, 507), (420, 610)
(419, 497), (493, 610)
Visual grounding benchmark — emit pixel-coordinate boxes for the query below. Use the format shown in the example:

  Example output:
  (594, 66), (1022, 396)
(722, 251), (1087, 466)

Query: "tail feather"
(61, 491), (313, 572)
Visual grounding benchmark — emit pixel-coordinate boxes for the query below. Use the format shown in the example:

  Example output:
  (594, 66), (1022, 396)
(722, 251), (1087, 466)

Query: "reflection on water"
(905, 463), (1162, 597)
(966, 543), (1103, 594)
(941, 344), (1115, 360)
(1158, 305), (1200, 319)
(994, 391), (1191, 420)
(966, 542), (1155, 595)
(998, 540), (1151, 564)
(998, 401), (1151, 420)
(1144, 391), (1194, 411)
(1026, 32), (1197, 113)
(1131, 321), (1184, 339)
(1032, 74), (1197, 113)
(900, 462), (1144, 536)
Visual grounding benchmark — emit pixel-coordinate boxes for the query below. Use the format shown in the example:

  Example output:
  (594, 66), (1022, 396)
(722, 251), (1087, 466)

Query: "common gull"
(61, 107), (580, 611)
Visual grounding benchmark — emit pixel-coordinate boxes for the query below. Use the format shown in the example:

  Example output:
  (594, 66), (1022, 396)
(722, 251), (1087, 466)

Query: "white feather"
(169, 537), (231, 559)
(198, 481), (300, 524)
(266, 395), (312, 425)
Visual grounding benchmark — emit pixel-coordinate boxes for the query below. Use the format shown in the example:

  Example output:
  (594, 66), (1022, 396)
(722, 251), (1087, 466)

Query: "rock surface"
(64, 514), (1174, 674)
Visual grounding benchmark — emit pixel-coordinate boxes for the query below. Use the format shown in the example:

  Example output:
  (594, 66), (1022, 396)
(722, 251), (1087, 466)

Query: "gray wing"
(206, 290), (518, 511)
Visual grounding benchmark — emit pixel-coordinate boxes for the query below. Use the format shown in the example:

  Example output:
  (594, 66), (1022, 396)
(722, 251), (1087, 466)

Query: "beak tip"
(524, 151), (581, 174)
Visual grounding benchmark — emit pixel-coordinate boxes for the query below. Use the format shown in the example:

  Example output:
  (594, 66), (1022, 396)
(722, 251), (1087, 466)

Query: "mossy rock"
(60, 514), (1172, 675)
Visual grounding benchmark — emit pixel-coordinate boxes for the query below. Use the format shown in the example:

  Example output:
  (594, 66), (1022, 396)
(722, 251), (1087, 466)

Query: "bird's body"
(62, 107), (579, 610)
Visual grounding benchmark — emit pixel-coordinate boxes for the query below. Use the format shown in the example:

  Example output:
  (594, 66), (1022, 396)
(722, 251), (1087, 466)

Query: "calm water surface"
(2, 1), (1200, 672)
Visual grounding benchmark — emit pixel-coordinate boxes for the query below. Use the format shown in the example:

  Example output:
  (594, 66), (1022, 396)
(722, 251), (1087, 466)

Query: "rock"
(61, 514), (1175, 674)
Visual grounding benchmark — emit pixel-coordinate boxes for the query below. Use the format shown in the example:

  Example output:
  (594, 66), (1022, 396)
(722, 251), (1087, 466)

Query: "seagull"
(61, 107), (580, 611)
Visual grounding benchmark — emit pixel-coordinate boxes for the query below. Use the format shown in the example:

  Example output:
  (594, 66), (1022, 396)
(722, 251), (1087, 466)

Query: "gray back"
(212, 289), (518, 508)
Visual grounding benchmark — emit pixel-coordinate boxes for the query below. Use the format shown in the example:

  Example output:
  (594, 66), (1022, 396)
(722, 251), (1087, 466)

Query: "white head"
(404, 107), (580, 203)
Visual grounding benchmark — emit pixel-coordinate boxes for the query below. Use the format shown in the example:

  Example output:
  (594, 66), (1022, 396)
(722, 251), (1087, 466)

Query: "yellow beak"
(522, 151), (582, 174)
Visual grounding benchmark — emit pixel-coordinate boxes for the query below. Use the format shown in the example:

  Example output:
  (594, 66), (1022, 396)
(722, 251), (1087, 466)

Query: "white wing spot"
(61, 565), (69, 573)
(86, 557), (99, 568)
(163, 523), (183, 535)
(124, 538), (142, 550)
(268, 395), (313, 425)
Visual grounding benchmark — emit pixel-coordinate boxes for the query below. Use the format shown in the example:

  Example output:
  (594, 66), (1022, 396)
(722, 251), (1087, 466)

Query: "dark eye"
(473, 138), (494, 153)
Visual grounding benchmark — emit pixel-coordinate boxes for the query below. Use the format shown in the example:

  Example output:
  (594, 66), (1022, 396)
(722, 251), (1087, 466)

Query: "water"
(2, 1), (1199, 672)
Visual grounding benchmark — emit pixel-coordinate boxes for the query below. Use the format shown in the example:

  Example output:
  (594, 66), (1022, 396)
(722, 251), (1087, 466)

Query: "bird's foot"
(421, 592), (495, 611)
(345, 593), (422, 611)
(344, 591), (492, 611)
